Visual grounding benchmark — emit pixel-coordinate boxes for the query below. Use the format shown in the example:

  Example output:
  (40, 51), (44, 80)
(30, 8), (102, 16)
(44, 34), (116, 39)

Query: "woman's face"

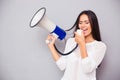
(79, 14), (92, 37)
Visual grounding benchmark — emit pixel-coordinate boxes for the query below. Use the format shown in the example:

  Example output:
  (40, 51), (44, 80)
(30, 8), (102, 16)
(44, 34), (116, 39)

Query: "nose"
(80, 23), (86, 29)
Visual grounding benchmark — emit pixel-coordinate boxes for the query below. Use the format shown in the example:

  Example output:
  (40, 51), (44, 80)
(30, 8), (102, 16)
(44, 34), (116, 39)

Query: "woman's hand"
(74, 30), (85, 45)
(75, 30), (88, 58)
(46, 34), (60, 61)
(46, 34), (57, 47)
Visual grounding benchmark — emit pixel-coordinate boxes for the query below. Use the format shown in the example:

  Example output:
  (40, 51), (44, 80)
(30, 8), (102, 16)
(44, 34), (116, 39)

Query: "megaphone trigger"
(45, 39), (50, 44)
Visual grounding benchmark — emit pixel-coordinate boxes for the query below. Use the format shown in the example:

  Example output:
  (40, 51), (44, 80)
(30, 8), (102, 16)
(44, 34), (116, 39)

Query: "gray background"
(0, 0), (120, 80)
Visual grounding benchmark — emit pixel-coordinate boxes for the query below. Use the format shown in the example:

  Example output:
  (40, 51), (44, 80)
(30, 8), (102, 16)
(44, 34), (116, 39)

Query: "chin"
(84, 32), (90, 37)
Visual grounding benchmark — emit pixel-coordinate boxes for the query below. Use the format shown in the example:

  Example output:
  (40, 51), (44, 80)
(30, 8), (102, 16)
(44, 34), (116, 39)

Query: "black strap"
(54, 44), (78, 56)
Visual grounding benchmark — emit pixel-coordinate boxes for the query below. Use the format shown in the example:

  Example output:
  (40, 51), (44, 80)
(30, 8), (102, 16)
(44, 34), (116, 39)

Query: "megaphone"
(29, 7), (78, 56)
(29, 7), (66, 40)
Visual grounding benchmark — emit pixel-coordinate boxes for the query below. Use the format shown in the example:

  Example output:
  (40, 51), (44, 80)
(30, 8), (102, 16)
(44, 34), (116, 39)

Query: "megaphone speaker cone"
(30, 7), (46, 28)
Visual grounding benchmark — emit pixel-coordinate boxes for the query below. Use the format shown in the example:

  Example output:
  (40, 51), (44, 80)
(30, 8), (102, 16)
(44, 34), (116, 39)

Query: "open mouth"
(82, 28), (88, 32)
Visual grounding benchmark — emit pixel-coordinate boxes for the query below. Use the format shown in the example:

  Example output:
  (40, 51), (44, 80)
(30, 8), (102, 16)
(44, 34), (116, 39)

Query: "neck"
(85, 34), (95, 43)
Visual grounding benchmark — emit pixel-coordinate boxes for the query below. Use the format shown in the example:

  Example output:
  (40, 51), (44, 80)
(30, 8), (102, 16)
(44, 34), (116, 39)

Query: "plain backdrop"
(0, 0), (120, 80)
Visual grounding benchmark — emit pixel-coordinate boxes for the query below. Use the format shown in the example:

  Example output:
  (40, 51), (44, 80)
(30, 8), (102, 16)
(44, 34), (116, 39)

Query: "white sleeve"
(55, 38), (71, 71)
(81, 42), (107, 73)
(56, 38), (77, 71)
(56, 56), (67, 71)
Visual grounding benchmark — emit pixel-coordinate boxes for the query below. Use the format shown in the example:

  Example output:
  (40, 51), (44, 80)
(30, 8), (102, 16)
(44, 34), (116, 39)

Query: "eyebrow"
(79, 20), (89, 22)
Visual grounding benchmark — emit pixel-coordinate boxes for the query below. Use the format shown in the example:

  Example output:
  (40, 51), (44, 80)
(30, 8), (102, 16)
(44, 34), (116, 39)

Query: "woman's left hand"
(74, 30), (85, 45)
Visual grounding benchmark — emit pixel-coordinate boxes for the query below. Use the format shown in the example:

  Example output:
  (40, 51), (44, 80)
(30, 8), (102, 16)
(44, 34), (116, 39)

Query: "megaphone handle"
(45, 40), (50, 44)
(45, 33), (58, 44)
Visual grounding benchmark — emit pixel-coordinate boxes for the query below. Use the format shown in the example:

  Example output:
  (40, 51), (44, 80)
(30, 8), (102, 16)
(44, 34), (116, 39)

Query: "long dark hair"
(66, 10), (101, 41)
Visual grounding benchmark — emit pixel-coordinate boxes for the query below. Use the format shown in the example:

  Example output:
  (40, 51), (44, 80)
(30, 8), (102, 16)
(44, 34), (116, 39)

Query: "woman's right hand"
(46, 34), (57, 47)
(46, 34), (60, 61)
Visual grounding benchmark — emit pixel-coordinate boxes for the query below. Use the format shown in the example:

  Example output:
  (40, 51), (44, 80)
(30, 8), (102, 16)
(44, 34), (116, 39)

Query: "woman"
(46, 10), (107, 80)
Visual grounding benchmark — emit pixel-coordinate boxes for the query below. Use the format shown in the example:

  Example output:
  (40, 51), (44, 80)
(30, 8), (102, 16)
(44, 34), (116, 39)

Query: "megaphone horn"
(29, 7), (66, 40)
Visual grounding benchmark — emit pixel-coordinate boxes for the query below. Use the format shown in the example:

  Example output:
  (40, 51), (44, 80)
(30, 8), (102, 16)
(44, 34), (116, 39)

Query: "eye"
(79, 22), (82, 24)
(85, 21), (90, 24)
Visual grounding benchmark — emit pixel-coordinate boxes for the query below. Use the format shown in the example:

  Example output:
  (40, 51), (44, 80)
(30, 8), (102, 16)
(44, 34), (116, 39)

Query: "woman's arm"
(74, 31), (88, 59)
(74, 31), (106, 73)
(81, 43), (106, 73)
(46, 34), (60, 61)
(46, 34), (67, 71)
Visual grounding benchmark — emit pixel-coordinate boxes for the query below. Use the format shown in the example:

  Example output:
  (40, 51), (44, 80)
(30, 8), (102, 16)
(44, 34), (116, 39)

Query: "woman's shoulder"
(86, 40), (107, 49)
(93, 40), (107, 49)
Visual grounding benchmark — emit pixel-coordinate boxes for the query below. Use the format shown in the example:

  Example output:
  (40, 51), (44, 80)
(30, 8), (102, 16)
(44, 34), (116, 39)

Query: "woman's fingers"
(74, 30), (85, 45)
(46, 34), (56, 45)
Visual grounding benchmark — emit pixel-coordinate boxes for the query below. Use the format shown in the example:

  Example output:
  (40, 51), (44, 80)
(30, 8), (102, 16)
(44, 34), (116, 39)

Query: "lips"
(82, 28), (88, 32)
(80, 28), (88, 35)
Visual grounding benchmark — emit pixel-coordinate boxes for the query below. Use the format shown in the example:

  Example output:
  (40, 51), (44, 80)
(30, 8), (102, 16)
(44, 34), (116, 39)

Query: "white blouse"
(56, 38), (107, 80)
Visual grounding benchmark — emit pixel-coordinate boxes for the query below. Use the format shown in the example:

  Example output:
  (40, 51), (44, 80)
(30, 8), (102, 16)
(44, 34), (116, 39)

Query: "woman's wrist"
(78, 41), (85, 46)
(48, 43), (54, 48)
(79, 42), (88, 58)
